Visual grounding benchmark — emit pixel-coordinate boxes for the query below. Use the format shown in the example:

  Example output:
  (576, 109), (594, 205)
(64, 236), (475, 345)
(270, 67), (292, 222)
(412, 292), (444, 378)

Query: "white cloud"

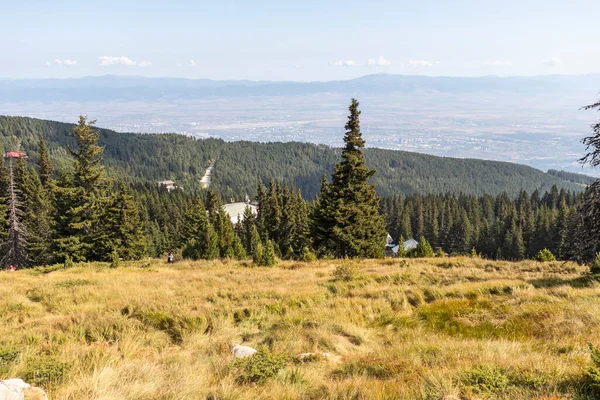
(543, 57), (561, 67)
(408, 59), (433, 67)
(482, 60), (512, 66)
(189, 60), (197, 67)
(367, 56), (392, 67)
(329, 60), (359, 67)
(98, 56), (151, 67)
(48, 59), (77, 67)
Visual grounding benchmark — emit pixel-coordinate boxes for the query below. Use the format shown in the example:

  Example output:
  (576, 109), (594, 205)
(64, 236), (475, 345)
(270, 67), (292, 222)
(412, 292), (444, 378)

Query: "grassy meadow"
(1, 257), (600, 399)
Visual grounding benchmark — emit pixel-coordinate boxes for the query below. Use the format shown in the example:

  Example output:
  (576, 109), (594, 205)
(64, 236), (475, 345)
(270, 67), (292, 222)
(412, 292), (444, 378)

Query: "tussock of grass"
(0, 258), (598, 399)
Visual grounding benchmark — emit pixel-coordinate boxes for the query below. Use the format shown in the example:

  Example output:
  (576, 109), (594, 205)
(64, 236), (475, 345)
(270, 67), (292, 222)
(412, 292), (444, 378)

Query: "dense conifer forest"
(0, 115), (587, 200)
(0, 95), (598, 268)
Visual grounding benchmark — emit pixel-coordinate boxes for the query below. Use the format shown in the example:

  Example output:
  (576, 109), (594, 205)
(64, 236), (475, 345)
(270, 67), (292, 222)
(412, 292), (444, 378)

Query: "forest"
(0, 95), (598, 268)
(0, 115), (587, 200)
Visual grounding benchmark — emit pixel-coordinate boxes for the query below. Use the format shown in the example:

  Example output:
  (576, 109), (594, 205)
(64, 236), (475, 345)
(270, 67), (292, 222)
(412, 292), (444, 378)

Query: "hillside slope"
(0, 115), (588, 198)
(0, 258), (596, 399)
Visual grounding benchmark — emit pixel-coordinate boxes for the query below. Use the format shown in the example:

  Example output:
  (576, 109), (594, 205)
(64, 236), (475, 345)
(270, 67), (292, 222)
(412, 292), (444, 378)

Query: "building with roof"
(223, 202), (257, 224)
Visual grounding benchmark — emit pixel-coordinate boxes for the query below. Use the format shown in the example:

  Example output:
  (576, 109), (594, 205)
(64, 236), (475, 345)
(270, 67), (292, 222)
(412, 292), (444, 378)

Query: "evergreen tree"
(110, 189), (147, 260)
(240, 205), (256, 254)
(20, 166), (53, 265)
(250, 225), (264, 264)
(312, 99), (386, 258)
(53, 116), (109, 261)
(38, 135), (53, 189)
(261, 239), (277, 266)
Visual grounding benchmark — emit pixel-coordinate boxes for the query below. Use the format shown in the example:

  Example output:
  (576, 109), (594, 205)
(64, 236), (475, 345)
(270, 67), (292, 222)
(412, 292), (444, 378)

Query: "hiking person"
(167, 251), (174, 263)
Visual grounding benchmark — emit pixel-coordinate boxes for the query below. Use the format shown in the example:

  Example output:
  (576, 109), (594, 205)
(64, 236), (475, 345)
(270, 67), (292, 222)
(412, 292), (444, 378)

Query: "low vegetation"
(2, 257), (600, 399)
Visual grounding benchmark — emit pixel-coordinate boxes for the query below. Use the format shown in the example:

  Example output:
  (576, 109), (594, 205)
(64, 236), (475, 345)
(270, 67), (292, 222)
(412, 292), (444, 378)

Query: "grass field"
(1, 257), (599, 399)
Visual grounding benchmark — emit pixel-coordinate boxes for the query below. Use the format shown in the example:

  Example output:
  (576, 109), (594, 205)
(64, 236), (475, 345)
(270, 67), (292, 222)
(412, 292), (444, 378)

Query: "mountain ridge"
(0, 115), (593, 199)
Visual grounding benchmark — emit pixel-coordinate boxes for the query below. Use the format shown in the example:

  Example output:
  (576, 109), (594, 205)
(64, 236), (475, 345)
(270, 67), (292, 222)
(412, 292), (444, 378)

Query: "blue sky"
(1, 0), (599, 80)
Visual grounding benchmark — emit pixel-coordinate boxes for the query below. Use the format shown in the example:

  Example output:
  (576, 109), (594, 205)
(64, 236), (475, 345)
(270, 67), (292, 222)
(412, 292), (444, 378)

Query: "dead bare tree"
(1, 156), (28, 268)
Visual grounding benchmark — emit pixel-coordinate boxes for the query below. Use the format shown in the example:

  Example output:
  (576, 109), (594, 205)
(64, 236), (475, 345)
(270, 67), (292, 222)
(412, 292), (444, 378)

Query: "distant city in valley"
(1, 73), (599, 176)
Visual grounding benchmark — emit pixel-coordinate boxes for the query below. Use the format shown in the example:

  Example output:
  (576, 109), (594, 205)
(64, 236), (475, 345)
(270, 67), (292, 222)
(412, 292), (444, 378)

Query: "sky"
(1, 0), (599, 81)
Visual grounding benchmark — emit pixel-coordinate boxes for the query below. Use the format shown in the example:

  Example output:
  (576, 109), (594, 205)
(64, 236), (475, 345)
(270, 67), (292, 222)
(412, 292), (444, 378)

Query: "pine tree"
(250, 225), (263, 264)
(261, 239), (277, 266)
(38, 135), (53, 189)
(53, 116), (109, 261)
(232, 233), (247, 260)
(241, 205), (255, 254)
(20, 166), (53, 265)
(312, 99), (386, 258)
(111, 189), (147, 260)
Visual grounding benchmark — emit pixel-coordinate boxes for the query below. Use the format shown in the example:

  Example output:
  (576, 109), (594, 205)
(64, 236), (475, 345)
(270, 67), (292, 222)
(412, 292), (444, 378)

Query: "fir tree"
(241, 205), (256, 254)
(38, 135), (53, 189)
(312, 99), (386, 258)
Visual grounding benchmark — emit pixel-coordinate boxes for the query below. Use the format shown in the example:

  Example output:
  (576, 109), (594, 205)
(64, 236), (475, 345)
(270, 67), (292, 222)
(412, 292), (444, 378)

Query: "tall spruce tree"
(53, 116), (109, 261)
(38, 135), (53, 189)
(312, 99), (386, 258)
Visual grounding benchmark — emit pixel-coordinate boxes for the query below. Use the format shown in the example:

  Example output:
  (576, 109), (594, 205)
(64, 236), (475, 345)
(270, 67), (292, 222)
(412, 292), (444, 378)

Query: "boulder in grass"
(232, 344), (257, 358)
(0, 379), (48, 400)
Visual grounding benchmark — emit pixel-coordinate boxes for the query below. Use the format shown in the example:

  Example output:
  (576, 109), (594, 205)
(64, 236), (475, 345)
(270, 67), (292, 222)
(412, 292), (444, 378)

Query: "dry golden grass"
(0, 257), (598, 399)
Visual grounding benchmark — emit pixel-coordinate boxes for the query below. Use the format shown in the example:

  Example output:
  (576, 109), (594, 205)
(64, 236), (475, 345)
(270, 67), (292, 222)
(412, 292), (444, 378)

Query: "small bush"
(110, 249), (120, 268)
(590, 252), (600, 275)
(55, 279), (92, 288)
(23, 355), (69, 388)
(299, 247), (317, 262)
(0, 344), (20, 374)
(463, 365), (509, 394)
(411, 237), (434, 258)
(233, 348), (288, 384)
(332, 262), (364, 281)
(536, 248), (556, 262)
(64, 255), (74, 269)
(585, 343), (600, 395)
(435, 248), (445, 258)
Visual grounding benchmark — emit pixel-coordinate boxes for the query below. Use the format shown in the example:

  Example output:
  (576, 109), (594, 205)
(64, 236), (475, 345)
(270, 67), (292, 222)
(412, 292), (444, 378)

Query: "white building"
(223, 202), (257, 224)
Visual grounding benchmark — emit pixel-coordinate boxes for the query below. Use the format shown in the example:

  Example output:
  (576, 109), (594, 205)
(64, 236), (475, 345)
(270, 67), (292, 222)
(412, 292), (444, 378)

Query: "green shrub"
(23, 355), (69, 387)
(260, 240), (277, 266)
(0, 344), (20, 374)
(590, 253), (600, 275)
(110, 249), (120, 268)
(463, 365), (509, 394)
(435, 248), (445, 258)
(332, 262), (364, 281)
(535, 248), (556, 262)
(299, 246), (317, 262)
(411, 237), (434, 258)
(233, 348), (288, 384)
(585, 343), (600, 395)
(55, 279), (92, 288)
(64, 255), (74, 269)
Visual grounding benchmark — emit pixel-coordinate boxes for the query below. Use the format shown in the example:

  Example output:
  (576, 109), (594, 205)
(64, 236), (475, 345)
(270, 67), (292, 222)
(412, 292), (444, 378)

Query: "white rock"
(232, 344), (257, 358)
(0, 379), (48, 400)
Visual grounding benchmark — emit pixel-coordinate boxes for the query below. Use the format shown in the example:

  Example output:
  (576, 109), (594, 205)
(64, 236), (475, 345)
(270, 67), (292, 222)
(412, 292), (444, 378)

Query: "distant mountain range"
(0, 115), (594, 199)
(1, 73), (600, 102)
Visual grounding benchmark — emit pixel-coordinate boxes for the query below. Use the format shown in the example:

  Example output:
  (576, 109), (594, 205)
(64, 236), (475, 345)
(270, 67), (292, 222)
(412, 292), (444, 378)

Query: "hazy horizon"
(3, 1), (600, 81)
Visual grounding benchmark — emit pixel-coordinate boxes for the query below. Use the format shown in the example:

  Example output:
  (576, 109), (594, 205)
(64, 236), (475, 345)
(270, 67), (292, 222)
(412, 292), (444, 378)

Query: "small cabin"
(4, 151), (27, 159)
(157, 180), (176, 192)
